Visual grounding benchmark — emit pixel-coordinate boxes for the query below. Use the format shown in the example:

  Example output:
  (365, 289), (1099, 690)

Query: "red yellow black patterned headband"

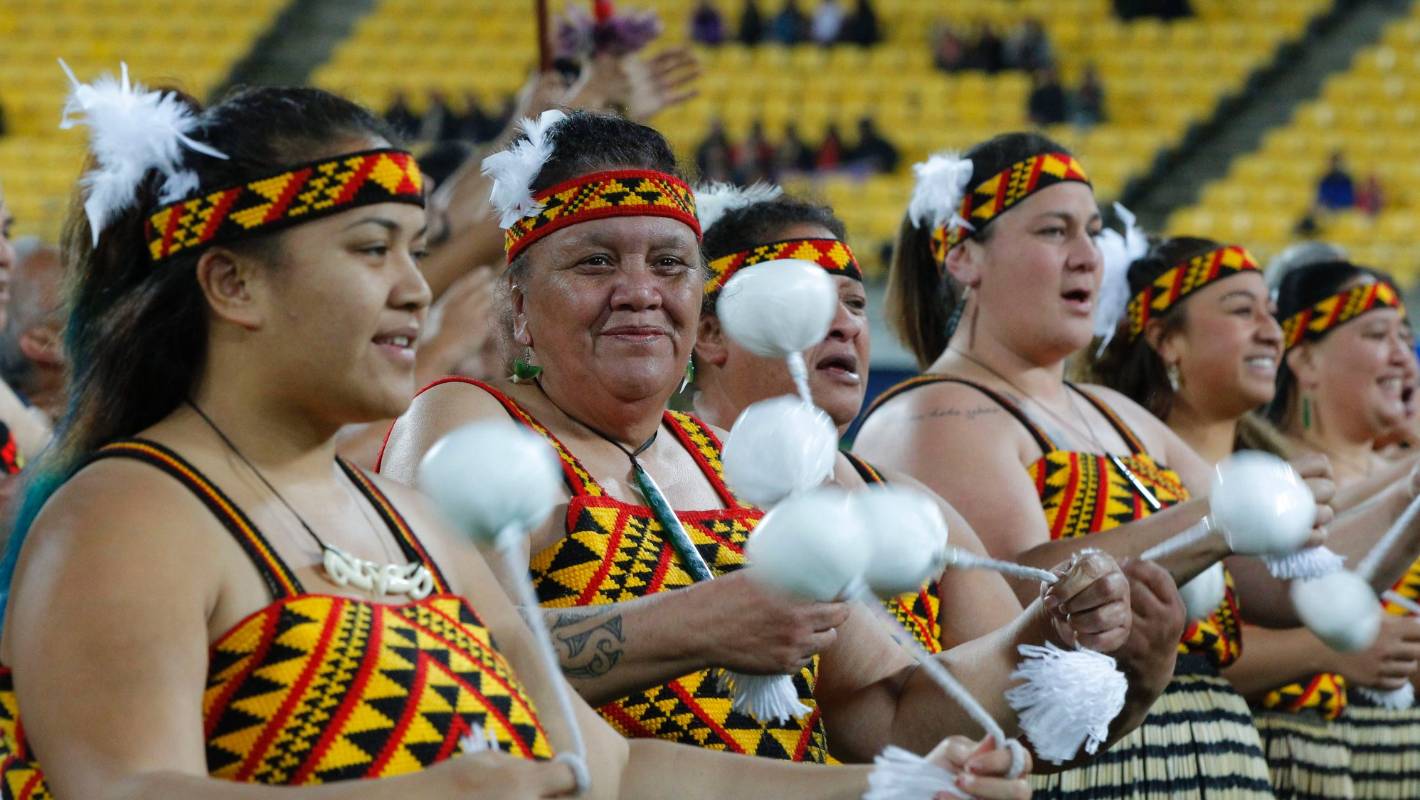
(1126, 245), (1260, 340)
(1282, 280), (1406, 351)
(929, 152), (1091, 267)
(146, 148), (423, 264)
(705, 238), (861, 302)
(504, 169), (700, 262)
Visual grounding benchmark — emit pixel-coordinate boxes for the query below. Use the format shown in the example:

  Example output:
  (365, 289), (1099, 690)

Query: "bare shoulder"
(856, 378), (1033, 469)
(1076, 383), (1175, 450)
(382, 378), (518, 481)
(862, 379), (1021, 436)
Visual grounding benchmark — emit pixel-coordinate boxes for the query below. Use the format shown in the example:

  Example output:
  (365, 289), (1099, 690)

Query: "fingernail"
(1044, 594), (1060, 610)
(957, 774), (976, 789)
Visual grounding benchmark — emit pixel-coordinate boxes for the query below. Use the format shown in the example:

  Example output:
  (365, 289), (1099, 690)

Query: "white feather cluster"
(481, 109), (567, 229)
(1093, 202), (1149, 350)
(58, 59), (227, 244)
(908, 152), (974, 234)
(694, 181), (783, 232)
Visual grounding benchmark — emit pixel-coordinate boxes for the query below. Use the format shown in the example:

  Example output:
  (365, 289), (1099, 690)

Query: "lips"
(815, 352), (861, 383)
(1061, 287), (1094, 313)
(373, 323), (419, 364)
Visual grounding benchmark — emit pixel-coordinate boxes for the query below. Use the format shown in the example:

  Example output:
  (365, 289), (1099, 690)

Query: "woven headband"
(705, 238), (861, 302)
(1126, 245), (1260, 340)
(930, 151), (1091, 267)
(1281, 280), (1406, 351)
(504, 169), (700, 262)
(146, 148), (424, 264)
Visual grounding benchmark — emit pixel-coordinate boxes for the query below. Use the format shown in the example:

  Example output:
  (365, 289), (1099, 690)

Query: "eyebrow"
(1037, 210), (1102, 226)
(343, 216), (428, 239)
(1219, 290), (1258, 303)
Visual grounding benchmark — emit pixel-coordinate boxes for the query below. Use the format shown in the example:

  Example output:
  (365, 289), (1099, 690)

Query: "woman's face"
(252, 200), (432, 423)
(1293, 284), (1412, 440)
(702, 222), (870, 429)
(516, 215), (702, 403)
(957, 182), (1103, 360)
(1167, 272), (1281, 417)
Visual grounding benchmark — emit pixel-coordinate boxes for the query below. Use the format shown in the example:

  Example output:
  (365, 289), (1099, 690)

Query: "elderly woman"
(380, 111), (1174, 771)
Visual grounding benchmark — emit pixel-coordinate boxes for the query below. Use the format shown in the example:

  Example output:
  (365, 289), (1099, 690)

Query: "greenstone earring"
(511, 347), (542, 383)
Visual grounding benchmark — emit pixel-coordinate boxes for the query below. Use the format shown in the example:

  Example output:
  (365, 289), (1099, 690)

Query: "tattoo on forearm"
(547, 609), (626, 680)
(907, 405), (1001, 423)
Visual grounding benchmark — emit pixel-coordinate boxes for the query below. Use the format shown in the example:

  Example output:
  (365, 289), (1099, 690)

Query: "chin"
(815, 389), (864, 431)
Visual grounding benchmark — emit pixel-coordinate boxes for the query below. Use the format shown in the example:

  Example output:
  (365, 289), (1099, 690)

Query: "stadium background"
(0, 0), (1414, 391)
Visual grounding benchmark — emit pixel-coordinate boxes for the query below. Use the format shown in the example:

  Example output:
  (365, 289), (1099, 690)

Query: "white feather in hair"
(908, 152), (974, 234)
(58, 59), (227, 244)
(1093, 202), (1149, 351)
(481, 109), (567, 229)
(694, 182), (783, 232)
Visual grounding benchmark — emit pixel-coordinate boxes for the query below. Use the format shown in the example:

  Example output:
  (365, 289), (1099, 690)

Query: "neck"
(935, 323), (1069, 402)
(1165, 398), (1237, 466)
(537, 373), (667, 449)
(1294, 420), (1376, 483)
(186, 360), (340, 480)
(21, 365), (65, 421)
(689, 372), (742, 432)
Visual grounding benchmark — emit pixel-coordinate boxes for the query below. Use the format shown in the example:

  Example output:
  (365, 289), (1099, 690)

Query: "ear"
(510, 281), (533, 348)
(943, 239), (982, 290)
(194, 247), (264, 331)
(1286, 343), (1321, 389)
(1143, 318), (1184, 366)
(18, 323), (63, 367)
(694, 312), (730, 368)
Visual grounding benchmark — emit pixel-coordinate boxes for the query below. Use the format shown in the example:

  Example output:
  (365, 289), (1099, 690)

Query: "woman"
(379, 111), (1164, 768)
(1091, 237), (1420, 797)
(1267, 258), (1420, 799)
(0, 73), (1026, 798)
(853, 135), (1328, 797)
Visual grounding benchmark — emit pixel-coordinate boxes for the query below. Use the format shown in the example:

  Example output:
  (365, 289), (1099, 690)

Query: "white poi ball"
(723, 395), (838, 508)
(849, 485), (951, 597)
(1177, 563), (1227, 621)
(746, 488), (869, 601)
(417, 421), (564, 549)
(1210, 451), (1316, 557)
(1291, 571), (1381, 653)
(716, 259), (837, 357)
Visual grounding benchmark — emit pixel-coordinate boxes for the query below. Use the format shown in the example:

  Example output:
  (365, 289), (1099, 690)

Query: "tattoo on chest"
(548, 610), (626, 679)
(907, 405), (1002, 423)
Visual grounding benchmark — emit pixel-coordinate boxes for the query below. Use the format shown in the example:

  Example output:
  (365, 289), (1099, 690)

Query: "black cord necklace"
(186, 400), (435, 598)
(533, 380), (714, 582)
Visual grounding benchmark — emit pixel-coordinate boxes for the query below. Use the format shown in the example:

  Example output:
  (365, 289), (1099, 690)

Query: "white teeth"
(378, 335), (413, 348)
(1245, 357), (1275, 368)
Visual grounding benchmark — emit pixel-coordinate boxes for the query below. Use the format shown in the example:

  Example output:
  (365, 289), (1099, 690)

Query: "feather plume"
(1093, 202), (1149, 351)
(908, 152), (974, 232)
(481, 109), (567, 229)
(58, 59), (227, 244)
(694, 182), (782, 232)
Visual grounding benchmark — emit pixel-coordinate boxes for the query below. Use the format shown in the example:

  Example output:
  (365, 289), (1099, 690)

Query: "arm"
(6, 464), (574, 800)
(1335, 451), (1420, 512)
(853, 383), (1227, 599)
(1327, 471), (1420, 590)
(1224, 617), (1420, 698)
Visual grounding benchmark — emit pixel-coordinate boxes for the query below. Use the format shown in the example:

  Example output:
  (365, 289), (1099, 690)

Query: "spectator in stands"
(695, 118), (734, 180)
(816, 122), (845, 170)
(458, 91), (491, 142)
(1028, 67), (1069, 126)
(775, 122), (816, 175)
(691, 0), (726, 46)
(1357, 173), (1384, 216)
(933, 22), (968, 72)
(965, 22), (1005, 73)
(738, 119), (777, 183)
(1005, 18), (1052, 71)
(738, 0), (764, 44)
(0, 102), (7, 137)
(811, 0), (845, 45)
(770, 0), (809, 44)
(1115, 0), (1193, 19)
(1317, 151), (1356, 210)
(846, 116), (899, 174)
(839, 0), (880, 46)
(383, 91), (420, 139)
(1074, 63), (1107, 126)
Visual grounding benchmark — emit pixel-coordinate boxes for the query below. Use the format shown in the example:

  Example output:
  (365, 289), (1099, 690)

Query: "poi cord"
(786, 351), (814, 406)
(1357, 494), (1420, 583)
(1383, 590), (1420, 617)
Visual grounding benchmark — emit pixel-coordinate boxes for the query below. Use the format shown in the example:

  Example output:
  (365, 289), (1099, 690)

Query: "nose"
(608, 261), (663, 312)
(825, 298), (866, 343)
(1255, 307), (1283, 345)
(393, 249), (432, 313)
(1071, 230), (1102, 273)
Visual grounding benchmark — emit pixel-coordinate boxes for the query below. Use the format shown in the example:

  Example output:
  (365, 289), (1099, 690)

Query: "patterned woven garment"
(840, 452), (942, 653)
(430, 378), (832, 762)
(862, 375), (1273, 799)
(0, 439), (551, 797)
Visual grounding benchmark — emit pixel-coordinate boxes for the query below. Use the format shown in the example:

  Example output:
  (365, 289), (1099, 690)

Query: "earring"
(679, 357), (696, 394)
(945, 285), (972, 341)
(511, 347), (542, 383)
(1302, 394), (1313, 430)
(1166, 362), (1182, 393)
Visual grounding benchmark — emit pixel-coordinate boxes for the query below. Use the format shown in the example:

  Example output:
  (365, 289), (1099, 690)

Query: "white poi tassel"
(419, 422), (591, 795)
(865, 746), (970, 800)
(1005, 643), (1126, 764)
(1355, 683), (1415, 710)
(716, 259), (838, 405)
(1263, 546), (1345, 580)
(715, 671), (812, 723)
(460, 723), (502, 754)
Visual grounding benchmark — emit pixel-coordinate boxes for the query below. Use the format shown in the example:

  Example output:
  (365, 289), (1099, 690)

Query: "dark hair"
(1265, 259), (1394, 426)
(700, 194), (846, 311)
(504, 110), (684, 282)
(1091, 236), (1220, 419)
(886, 131), (1072, 369)
(0, 85), (395, 624)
